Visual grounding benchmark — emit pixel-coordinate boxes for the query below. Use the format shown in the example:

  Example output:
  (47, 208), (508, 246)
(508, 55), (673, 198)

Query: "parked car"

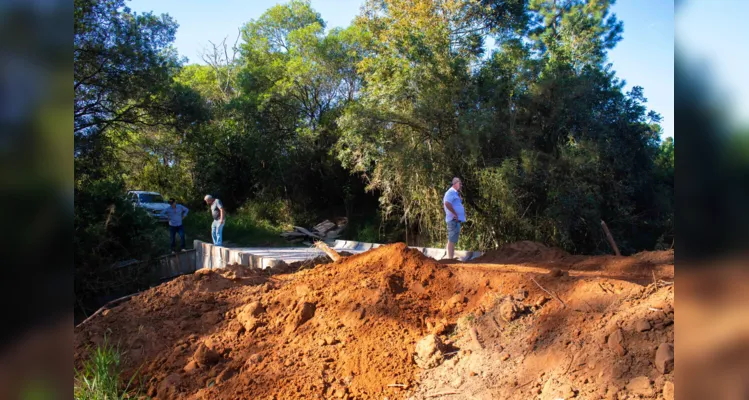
(126, 190), (169, 222)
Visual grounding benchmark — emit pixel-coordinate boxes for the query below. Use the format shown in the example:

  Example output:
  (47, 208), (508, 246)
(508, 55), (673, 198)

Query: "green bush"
(237, 199), (295, 229)
(75, 178), (168, 316)
(182, 200), (292, 247)
(353, 223), (380, 243)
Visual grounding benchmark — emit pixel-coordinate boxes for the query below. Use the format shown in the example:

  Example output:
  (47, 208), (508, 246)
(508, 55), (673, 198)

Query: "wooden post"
(600, 220), (621, 256)
(313, 241), (341, 262)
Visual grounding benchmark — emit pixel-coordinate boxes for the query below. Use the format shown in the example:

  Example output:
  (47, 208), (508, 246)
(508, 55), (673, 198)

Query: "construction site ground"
(74, 241), (675, 400)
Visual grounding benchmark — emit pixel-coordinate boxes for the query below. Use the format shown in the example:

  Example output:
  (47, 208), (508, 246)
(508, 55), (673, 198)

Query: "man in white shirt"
(443, 177), (466, 260)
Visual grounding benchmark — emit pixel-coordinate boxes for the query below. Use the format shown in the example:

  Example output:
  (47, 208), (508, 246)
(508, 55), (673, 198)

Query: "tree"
(334, 0), (669, 253)
(74, 0), (190, 315)
(75, 0), (180, 139)
(528, 0), (623, 72)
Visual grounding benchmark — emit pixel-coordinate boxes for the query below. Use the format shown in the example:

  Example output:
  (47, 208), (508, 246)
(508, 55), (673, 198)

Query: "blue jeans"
(170, 225), (185, 251)
(447, 220), (461, 244)
(211, 220), (225, 246)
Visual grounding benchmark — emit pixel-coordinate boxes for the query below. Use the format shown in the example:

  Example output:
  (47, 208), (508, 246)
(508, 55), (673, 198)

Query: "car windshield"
(138, 193), (165, 203)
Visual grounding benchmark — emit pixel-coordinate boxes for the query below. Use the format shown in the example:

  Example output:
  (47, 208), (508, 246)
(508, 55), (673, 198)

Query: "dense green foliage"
(74, 0), (674, 311)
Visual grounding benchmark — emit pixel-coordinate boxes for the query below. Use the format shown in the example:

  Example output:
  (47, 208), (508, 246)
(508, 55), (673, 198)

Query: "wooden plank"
(313, 220), (336, 234)
(293, 226), (324, 239)
(280, 231), (307, 237)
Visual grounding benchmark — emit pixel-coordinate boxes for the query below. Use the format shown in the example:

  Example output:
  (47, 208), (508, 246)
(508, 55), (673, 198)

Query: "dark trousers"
(170, 225), (185, 251)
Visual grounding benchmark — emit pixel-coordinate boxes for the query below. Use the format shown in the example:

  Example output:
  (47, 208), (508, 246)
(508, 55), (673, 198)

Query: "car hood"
(141, 203), (170, 212)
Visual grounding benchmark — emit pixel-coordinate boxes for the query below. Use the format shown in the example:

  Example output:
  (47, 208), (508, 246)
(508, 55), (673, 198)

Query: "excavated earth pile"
(74, 243), (674, 400)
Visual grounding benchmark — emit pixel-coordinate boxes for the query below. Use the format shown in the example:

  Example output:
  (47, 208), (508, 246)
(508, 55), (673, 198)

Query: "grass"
(180, 206), (292, 248)
(74, 337), (142, 400)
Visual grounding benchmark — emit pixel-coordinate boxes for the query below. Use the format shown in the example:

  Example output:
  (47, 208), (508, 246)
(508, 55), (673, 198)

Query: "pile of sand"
(75, 244), (494, 399)
(74, 242), (674, 400)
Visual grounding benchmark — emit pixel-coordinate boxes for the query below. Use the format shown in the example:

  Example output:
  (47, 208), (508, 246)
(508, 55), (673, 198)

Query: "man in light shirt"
(443, 177), (466, 260)
(164, 198), (189, 253)
(204, 194), (225, 246)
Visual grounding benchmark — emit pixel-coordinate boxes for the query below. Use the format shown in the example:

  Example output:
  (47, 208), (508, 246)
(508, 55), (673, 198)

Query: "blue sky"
(128, 0), (674, 138)
(677, 0), (749, 132)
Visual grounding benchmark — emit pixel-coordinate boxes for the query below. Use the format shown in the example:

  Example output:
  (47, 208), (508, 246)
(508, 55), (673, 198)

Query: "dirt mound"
(471, 241), (570, 264)
(75, 244), (493, 399)
(286, 254), (333, 271)
(74, 243), (674, 400)
(632, 249), (674, 265)
(410, 279), (675, 399)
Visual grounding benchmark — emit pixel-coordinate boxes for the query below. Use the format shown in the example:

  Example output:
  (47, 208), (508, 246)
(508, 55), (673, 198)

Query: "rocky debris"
(655, 343), (674, 374)
(535, 296), (551, 308)
(450, 376), (464, 388)
(244, 301), (266, 317)
(245, 317), (264, 333)
(500, 300), (521, 322)
(193, 343), (220, 367)
(225, 320), (245, 337)
(607, 328), (627, 356)
(221, 264), (254, 280)
(288, 255), (332, 271)
(663, 381), (675, 400)
(634, 319), (651, 332)
(447, 294), (468, 309)
(201, 310), (222, 325)
(235, 301), (268, 333)
(286, 302), (316, 334)
(327, 382), (349, 398)
(548, 268), (569, 278)
(540, 379), (577, 400)
(244, 353), (263, 369)
(183, 360), (199, 373)
(429, 319), (450, 335)
(268, 260), (291, 274)
(626, 376), (654, 397)
(414, 334), (445, 369)
(157, 373), (182, 399)
(216, 366), (237, 384)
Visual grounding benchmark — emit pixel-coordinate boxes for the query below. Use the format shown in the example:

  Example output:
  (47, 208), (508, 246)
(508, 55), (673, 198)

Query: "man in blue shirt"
(164, 198), (189, 252)
(443, 177), (466, 259)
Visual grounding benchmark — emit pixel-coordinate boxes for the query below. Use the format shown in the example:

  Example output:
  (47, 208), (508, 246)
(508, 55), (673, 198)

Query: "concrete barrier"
(109, 250), (197, 281)
(194, 240), (483, 271)
(156, 250), (197, 279)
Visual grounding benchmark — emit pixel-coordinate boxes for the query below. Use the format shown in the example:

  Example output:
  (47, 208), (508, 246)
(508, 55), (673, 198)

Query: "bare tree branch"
(200, 29), (242, 102)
